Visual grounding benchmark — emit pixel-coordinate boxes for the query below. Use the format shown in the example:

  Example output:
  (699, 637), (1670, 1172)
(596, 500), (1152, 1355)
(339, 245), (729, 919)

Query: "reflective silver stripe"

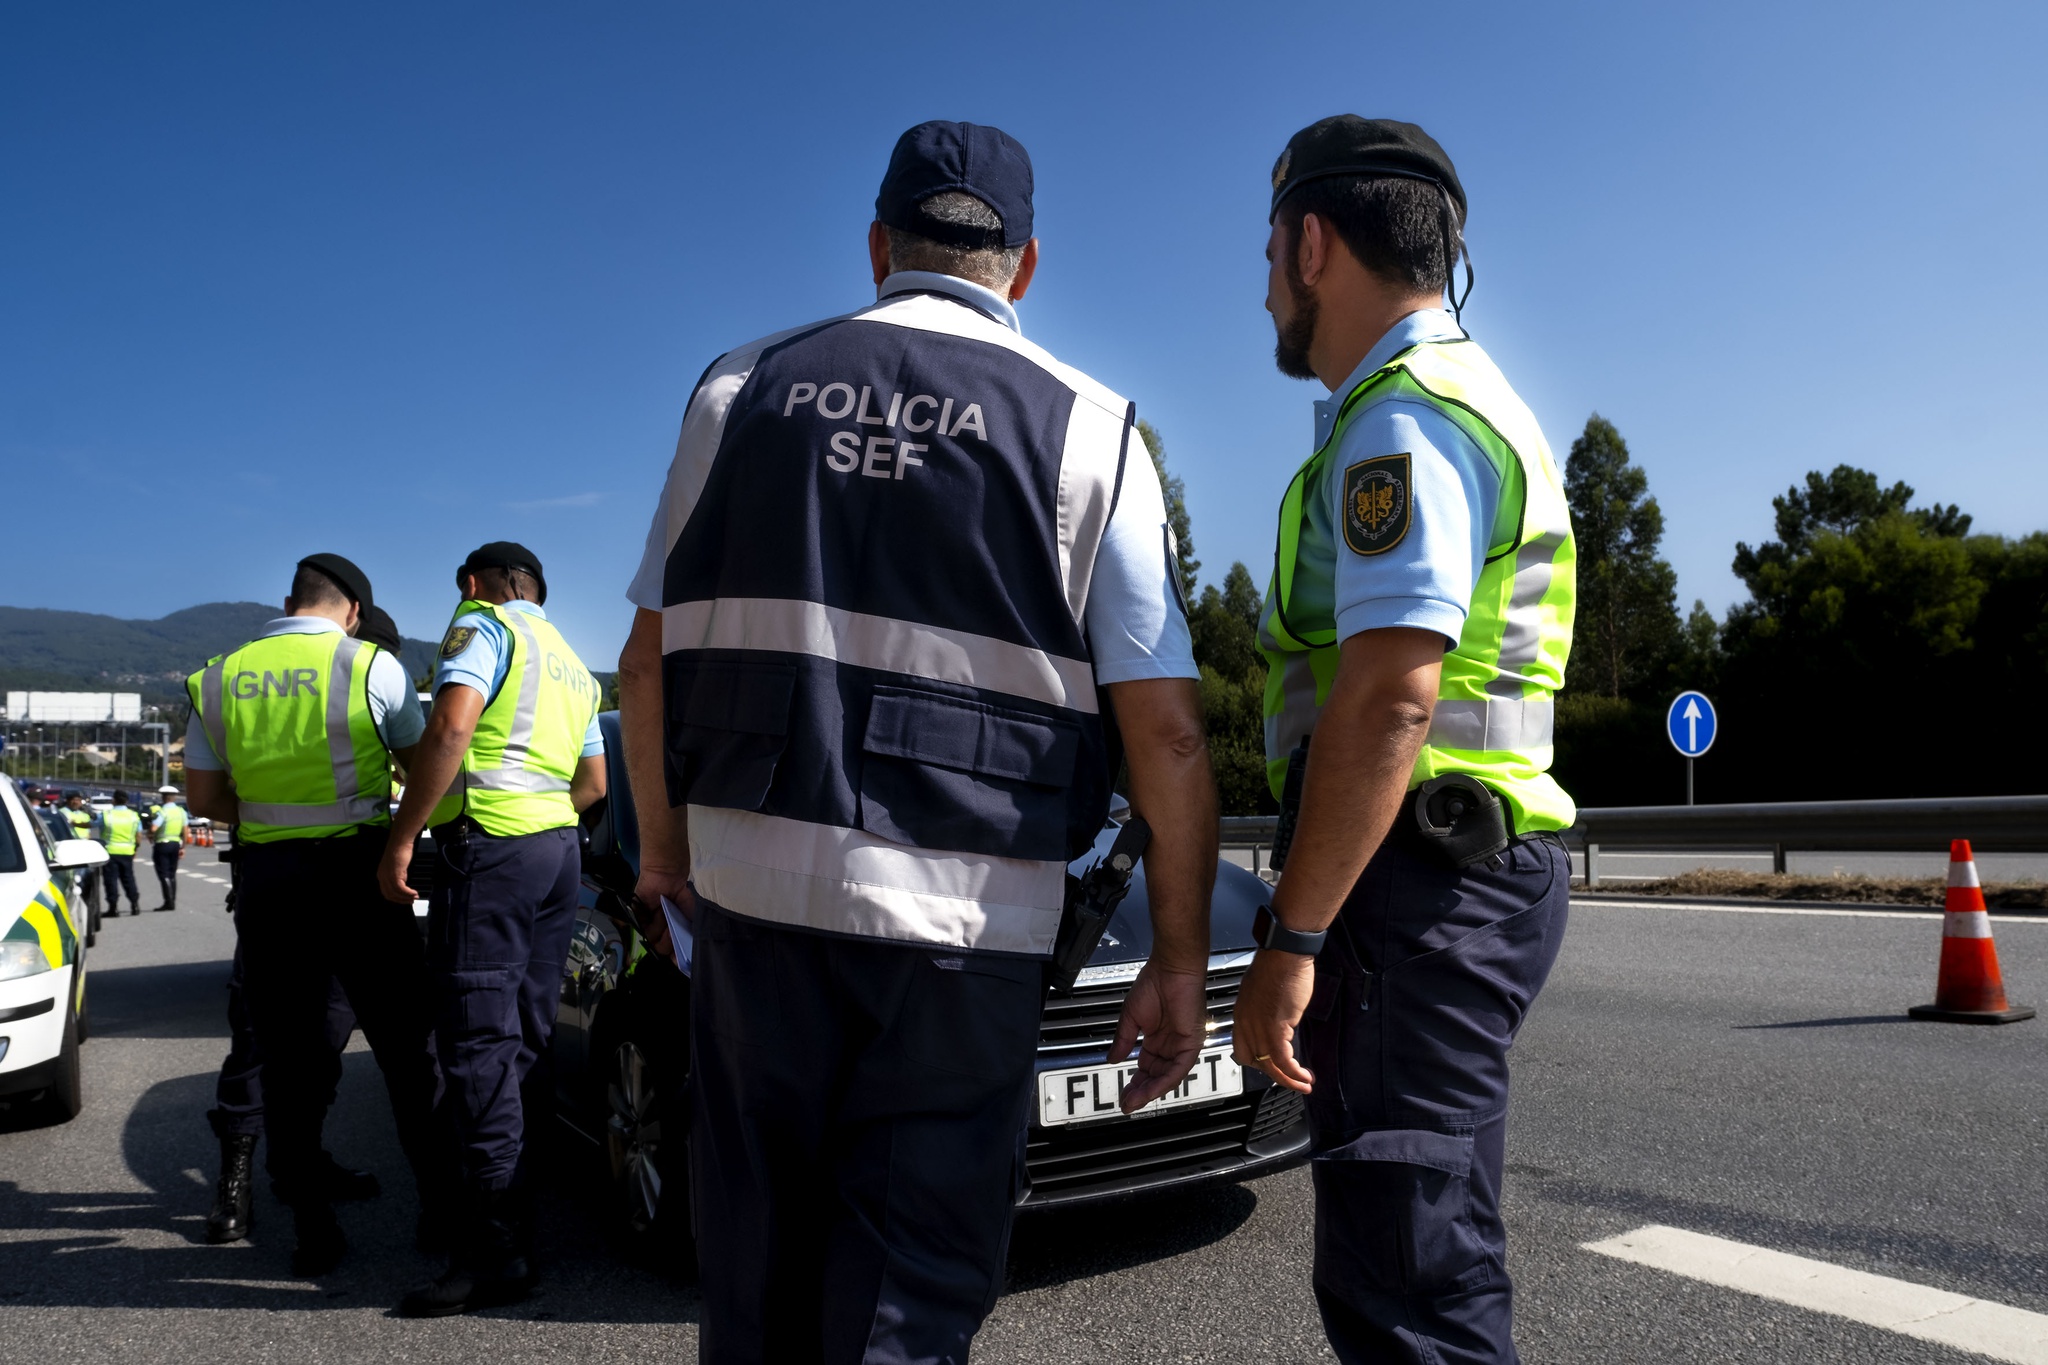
(326, 636), (363, 801)
(661, 597), (1099, 714)
(199, 659), (229, 772)
(1487, 531), (1565, 699)
(462, 768), (572, 794)
(496, 608), (546, 770)
(238, 795), (387, 826)
(1428, 696), (1554, 752)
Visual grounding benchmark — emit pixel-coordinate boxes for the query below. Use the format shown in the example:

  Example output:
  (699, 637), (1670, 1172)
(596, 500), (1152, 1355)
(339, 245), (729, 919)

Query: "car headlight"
(0, 941), (52, 981)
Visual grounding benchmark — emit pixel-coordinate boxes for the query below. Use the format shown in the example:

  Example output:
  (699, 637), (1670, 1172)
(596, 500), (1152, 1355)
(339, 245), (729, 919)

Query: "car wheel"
(603, 1036), (695, 1275)
(35, 1002), (84, 1125)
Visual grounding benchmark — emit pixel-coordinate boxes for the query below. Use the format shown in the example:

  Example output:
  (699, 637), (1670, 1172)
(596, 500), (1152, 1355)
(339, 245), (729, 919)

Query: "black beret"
(877, 121), (1034, 250)
(459, 541), (548, 606)
(1269, 116), (1465, 225)
(355, 604), (403, 654)
(297, 552), (374, 611)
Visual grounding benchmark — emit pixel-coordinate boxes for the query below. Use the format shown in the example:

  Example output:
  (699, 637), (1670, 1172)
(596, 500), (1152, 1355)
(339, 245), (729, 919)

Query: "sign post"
(1665, 691), (1718, 805)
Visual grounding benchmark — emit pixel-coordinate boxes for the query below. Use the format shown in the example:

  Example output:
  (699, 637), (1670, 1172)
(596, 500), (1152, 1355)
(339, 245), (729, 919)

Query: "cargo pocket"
(667, 659), (797, 811)
(858, 686), (1078, 861)
(438, 967), (518, 1042)
(1311, 1127), (1491, 1295)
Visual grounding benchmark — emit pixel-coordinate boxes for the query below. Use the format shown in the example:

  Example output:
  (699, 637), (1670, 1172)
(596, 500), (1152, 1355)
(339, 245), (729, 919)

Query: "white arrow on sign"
(1683, 696), (1702, 752)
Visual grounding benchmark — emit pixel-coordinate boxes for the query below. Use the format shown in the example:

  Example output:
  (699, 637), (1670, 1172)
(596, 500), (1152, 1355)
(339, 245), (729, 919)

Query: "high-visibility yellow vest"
(1261, 338), (1578, 833)
(100, 806), (141, 855)
(157, 804), (189, 842)
(427, 601), (599, 837)
(187, 631), (393, 844)
(63, 808), (92, 841)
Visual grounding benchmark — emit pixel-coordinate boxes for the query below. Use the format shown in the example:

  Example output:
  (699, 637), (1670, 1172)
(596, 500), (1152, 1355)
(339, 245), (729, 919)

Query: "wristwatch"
(1252, 904), (1327, 957)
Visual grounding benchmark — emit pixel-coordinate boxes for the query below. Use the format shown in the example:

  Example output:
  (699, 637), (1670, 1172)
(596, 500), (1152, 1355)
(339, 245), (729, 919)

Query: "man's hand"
(633, 864), (695, 925)
(378, 839), (417, 905)
(1230, 949), (1317, 1094)
(1109, 960), (1208, 1114)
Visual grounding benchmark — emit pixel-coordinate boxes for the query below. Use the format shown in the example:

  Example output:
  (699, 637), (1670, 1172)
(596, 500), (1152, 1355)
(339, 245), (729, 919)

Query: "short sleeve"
(581, 711), (605, 758)
(1330, 398), (1500, 647)
(626, 479), (671, 611)
(184, 711), (223, 770)
(1081, 435), (1200, 685)
(367, 648), (425, 749)
(433, 613), (509, 702)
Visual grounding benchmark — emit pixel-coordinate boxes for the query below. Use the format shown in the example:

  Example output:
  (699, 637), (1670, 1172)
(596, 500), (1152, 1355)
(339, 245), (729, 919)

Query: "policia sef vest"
(1262, 338), (1578, 833)
(426, 601), (600, 838)
(654, 289), (1132, 955)
(189, 632), (393, 844)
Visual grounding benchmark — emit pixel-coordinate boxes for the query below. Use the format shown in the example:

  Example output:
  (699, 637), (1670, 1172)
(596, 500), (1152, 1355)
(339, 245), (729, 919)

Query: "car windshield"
(0, 794), (28, 875)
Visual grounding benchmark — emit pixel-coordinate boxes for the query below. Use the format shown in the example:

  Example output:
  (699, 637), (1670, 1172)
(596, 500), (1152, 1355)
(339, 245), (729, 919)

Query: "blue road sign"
(1667, 691), (1717, 758)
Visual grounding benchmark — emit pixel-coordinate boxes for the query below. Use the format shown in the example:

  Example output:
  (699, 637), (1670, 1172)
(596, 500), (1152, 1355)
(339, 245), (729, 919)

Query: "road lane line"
(1585, 1225), (2048, 1363)
(1573, 897), (2046, 925)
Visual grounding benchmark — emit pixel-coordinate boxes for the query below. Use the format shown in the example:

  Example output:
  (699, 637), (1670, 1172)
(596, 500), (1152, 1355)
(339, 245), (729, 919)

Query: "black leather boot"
(396, 1189), (534, 1317)
(288, 1200), (347, 1277)
(205, 1134), (258, 1244)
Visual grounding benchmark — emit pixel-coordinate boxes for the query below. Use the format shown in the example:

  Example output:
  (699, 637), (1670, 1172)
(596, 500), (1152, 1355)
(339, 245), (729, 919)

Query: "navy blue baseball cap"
(875, 121), (1034, 249)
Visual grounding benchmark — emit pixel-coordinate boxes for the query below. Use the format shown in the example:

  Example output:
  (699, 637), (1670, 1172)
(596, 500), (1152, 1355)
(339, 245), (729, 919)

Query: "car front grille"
(1037, 953), (1253, 1057)
(1023, 950), (1309, 1204)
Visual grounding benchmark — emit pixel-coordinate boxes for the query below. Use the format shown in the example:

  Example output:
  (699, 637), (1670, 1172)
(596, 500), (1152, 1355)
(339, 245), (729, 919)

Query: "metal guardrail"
(1219, 795), (2048, 887)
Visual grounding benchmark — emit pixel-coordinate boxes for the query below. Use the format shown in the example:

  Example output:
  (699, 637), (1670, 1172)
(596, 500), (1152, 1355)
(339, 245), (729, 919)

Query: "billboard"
(4, 691), (144, 723)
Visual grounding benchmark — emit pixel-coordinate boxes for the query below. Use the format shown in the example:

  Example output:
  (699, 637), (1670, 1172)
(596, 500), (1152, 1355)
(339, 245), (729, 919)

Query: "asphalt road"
(4, 860), (2045, 1363)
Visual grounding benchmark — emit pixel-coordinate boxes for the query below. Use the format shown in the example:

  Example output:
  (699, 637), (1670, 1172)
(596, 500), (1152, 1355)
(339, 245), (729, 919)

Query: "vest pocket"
(859, 686), (1079, 861)
(667, 660), (797, 811)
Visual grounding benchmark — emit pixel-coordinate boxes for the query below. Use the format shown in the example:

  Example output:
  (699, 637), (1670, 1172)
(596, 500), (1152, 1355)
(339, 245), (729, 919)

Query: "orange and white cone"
(1909, 840), (2035, 1025)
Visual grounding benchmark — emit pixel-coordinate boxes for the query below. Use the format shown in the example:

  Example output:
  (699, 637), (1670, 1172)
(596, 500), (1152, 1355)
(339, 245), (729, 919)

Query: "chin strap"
(1441, 184), (1474, 329)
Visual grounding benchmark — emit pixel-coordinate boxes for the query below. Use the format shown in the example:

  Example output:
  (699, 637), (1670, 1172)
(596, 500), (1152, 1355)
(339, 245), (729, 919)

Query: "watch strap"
(1253, 904), (1327, 957)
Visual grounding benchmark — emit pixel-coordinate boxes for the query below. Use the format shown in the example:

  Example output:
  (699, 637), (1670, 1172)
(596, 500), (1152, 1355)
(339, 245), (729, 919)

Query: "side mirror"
(51, 839), (109, 870)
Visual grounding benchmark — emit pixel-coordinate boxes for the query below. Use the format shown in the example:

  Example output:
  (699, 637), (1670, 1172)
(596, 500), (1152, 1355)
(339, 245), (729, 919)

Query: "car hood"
(1071, 823), (1264, 965)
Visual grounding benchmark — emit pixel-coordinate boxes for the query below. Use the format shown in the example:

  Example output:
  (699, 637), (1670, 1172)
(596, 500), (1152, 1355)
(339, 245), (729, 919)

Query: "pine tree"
(1137, 419), (1199, 597)
(1562, 414), (1681, 699)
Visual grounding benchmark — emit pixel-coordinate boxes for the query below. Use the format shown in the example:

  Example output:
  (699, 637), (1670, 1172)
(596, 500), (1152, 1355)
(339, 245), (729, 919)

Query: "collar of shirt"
(1312, 308), (1467, 449)
(878, 270), (1020, 334)
(498, 600), (547, 620)
(259, 615), (345, 639)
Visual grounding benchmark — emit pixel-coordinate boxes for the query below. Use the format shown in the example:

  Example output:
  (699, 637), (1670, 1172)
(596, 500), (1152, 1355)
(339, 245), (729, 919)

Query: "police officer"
(617, 120), (1220, 1363)
(1229, 118), (1577, 1365)
(184, 553), (444, 1277)
(201, 606), (407, 1246)
(99, 791), (143, 916)
(148, 785), (187, 910)
(377, 542), (605, 1317)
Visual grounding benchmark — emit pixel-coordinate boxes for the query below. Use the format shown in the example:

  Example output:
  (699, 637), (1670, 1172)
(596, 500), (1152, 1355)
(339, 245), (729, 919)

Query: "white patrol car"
(0, 778), (103, 1122)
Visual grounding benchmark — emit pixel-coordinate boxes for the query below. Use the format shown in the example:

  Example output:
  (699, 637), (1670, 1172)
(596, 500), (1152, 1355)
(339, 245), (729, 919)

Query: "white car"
(0, 779), (102, 1122)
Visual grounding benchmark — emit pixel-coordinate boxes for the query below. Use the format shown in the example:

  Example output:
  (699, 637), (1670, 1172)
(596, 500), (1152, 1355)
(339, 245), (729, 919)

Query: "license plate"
(1037, 1048), (1243, 1127)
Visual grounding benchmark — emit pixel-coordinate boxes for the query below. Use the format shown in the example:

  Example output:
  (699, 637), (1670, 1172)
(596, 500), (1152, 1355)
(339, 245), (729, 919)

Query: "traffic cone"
(1909, 840), (2035, 1025)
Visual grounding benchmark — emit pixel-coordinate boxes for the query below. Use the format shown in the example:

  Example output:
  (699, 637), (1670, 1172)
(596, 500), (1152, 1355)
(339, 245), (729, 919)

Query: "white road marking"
(1574, 897), (2046, 925)
(1586, 1225), (2048, 1364)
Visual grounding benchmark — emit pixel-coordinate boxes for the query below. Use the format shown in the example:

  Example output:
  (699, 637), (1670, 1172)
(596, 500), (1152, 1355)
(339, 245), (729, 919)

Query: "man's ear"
(1008, 238), (1039, 302)
(283, 597), (298, 616)
(869, 221), (892, 289)
(344, 602), (362, 634)
(1296, 213), (1329, 289)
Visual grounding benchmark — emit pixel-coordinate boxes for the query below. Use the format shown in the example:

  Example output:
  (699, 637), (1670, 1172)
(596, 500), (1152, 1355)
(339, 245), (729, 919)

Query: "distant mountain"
(0, 603), (441, 703)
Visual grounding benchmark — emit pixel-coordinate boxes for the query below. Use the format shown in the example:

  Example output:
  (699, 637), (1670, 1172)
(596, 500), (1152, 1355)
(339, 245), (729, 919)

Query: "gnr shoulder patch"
(439, 626), (478, 660)
(1343, 453), (1412, 556)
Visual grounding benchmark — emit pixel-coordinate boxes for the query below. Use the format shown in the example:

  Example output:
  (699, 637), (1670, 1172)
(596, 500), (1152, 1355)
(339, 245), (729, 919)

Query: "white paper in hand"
(659, 895), (695, 977)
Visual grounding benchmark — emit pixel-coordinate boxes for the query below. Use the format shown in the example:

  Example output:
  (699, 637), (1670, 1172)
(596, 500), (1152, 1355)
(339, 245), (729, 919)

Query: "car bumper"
(1018, 1078), (1311, 1208)
(0, 964), (74, 1095)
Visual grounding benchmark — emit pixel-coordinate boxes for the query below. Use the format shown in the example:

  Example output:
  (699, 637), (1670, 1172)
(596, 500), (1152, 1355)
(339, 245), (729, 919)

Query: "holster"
(1409, 773), (1512, 869)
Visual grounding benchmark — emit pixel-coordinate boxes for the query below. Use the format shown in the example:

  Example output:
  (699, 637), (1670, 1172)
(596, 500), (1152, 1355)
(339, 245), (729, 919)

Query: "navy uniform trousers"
(152, 841), (182, 907)
(233, 830), (443, 1204)
(103, 852), (140, 910)
(1298, 829), (1570, 1365)
(692, 900), (1042, 1365)
(209, 940), (357, 1140)
(425, 822), (580, 1193)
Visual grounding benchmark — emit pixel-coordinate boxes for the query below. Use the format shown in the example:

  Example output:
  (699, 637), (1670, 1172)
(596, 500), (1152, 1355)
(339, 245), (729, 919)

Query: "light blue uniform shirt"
(627, 271), (1198, 686)
(183, 616), (425, 769)
(1299, 309), (1500, 648)
(435, 600), (605, 757)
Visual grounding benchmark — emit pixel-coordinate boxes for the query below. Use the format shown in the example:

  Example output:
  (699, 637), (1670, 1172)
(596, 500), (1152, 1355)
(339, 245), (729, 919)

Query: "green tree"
(1138, 419), (1199, 597)
(1186, 559), (1272, 815)
(1561, 414), (1681, 699)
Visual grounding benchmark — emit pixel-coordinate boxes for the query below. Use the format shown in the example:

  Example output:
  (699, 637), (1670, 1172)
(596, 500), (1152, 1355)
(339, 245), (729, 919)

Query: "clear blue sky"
(6, 1), (2044, 666)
